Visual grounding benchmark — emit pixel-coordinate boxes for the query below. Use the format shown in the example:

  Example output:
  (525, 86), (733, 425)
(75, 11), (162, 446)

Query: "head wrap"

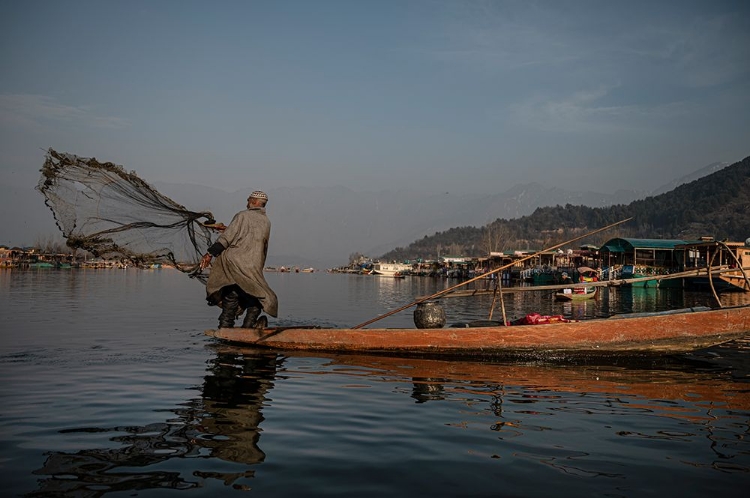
(249, 191), (268, 201)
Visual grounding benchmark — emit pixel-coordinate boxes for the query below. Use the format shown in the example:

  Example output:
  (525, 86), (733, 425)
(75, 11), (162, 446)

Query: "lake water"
(1, 269), (749, 497)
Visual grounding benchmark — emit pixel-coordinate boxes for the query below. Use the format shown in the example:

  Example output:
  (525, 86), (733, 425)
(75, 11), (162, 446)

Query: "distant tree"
(376, 156), (750, 261)
(34, 235), (72, 254)
(348, 252), (367, 265)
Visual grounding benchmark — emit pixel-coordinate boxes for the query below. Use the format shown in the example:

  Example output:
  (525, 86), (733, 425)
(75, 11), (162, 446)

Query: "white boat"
(372, 262), (412, 276)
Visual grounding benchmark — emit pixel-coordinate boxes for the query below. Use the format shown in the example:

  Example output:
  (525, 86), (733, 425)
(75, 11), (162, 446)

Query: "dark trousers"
(218, 285), (262, 328)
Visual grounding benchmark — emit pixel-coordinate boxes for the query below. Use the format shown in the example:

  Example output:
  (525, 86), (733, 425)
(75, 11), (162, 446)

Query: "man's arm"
(200, 241), (226, 269)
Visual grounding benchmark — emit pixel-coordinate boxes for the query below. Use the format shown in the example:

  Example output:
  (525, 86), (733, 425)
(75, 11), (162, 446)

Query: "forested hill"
(380, 156), (750, 261)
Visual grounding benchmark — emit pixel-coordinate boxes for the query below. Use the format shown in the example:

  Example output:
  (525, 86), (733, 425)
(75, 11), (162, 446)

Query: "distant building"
(599, 238), (690, 270)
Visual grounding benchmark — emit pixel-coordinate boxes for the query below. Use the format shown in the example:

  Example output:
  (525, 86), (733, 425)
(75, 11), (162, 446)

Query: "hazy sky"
(1, 0), (749, 199)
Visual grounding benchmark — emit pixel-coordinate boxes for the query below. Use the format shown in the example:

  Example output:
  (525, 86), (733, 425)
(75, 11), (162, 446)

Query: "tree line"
(380, 156), (750, 262)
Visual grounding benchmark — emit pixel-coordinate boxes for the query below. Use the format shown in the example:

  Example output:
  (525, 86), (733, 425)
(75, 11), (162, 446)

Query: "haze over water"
(1, 269), (749, 497)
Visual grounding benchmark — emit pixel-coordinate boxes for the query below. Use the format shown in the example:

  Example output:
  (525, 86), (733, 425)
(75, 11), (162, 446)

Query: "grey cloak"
(205, 207), (278, 317)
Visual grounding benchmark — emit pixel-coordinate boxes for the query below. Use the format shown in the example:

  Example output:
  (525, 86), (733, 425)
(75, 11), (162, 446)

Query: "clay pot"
(413, 301), (446, 329)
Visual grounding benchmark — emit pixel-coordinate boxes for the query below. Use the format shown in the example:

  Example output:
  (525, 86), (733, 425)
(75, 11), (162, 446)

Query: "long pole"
(488, 280), (499, 320)
(499, 281), (508, 326)
(486, 276), (509, 325)
(352, 217), (633, 329)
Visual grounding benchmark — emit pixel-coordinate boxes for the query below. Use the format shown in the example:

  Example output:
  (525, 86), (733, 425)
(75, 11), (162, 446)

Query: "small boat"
(372, 263), (412, 276)
(555, 286), (598, 301)
(576, 266), (600, 283)
(206, 304), (750, 359)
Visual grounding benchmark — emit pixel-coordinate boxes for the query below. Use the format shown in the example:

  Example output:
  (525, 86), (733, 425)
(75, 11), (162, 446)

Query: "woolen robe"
(205, 207), (278, 317)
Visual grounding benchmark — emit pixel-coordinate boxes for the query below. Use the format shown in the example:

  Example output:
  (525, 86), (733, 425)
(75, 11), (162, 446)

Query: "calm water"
(1, 269), (749, 497)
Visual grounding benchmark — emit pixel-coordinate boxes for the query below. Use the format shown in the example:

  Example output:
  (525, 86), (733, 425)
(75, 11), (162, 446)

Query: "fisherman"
(560, 272), (574, 285)
(200, 191), (278, 329)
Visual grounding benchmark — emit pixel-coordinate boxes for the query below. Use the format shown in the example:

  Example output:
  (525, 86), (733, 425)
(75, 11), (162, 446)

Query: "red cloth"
(513, 313), (570, 325)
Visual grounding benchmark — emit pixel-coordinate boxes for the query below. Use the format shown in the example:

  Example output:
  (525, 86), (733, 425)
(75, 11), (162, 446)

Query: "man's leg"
(240, 294), (264, 328)
(218, 286), (240, 328)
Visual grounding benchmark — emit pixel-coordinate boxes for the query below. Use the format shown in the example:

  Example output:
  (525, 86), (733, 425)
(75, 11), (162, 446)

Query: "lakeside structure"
(1, 246), (149, 269)
(333, 236), (750, 292)
(0, 246), (313, 272)
(4, 237), (749, 292)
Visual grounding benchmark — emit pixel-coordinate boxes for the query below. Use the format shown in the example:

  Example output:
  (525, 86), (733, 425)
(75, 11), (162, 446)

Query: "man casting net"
(37, 148), (221, 278)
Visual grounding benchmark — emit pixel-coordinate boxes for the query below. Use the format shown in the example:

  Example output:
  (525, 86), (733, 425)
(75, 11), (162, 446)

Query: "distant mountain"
(380, 156), (750, 262)
(153, 182), (645, 269)
(650, 161), (730, 196)
(4, 159), (731, 267)
(149, 159), (737, 268)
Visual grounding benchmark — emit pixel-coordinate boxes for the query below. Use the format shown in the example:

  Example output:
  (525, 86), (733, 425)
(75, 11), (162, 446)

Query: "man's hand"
(203, 222), (227, 232)
(200, 253), (213, 270)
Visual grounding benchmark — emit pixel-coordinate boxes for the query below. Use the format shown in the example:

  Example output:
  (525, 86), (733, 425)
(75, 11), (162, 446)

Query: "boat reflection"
(27, 342), (750, 495)
(317, 348), (750, 407)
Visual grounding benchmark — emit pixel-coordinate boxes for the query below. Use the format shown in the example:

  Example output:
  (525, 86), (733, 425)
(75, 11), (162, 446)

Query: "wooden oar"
(352, 217), (633, 329)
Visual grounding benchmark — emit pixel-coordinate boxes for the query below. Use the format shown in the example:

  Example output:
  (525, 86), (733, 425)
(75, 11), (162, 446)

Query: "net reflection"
(27, 351), (282, 497)
(28, 422), (202, 497)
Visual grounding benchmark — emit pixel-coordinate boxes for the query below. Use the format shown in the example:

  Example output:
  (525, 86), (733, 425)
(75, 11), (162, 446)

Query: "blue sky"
(1, 0), (748, 198)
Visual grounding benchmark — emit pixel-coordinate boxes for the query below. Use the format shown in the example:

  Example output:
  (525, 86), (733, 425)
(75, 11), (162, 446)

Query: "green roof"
(600, 238), (690, 253)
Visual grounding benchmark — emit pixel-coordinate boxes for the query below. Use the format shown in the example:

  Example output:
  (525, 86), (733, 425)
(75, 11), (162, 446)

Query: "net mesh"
(37, 149), (219, 280)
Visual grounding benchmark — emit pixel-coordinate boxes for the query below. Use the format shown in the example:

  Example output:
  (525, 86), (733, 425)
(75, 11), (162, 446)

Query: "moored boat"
(372, 262), (412, 276)
(555, 286), (598, 301)
(206, 304), (750, 359)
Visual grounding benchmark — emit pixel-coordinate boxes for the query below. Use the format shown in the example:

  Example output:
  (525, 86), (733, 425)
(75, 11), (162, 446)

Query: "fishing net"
(37, 149), (220, 280)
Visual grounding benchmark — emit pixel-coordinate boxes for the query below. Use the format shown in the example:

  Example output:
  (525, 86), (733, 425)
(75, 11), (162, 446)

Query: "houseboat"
(676, 238), (750, 292)
(372, 262), (412, 276)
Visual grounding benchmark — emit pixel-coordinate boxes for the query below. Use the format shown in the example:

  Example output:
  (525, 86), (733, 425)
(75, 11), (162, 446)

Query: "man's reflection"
(411, 377), (446, 403)
(197, 350), (283, 465)
(26, 350), (282, 497)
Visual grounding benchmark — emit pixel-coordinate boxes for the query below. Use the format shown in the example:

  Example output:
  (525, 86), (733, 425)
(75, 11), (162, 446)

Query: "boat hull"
(554, 287), (598, 301)
(206, 305), (750, 359)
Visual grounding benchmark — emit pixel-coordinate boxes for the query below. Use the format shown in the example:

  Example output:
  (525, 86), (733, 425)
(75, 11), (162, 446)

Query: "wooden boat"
(555, 286), (598, 301)
(576, 266), (599, 282)
(206, 304), (750, 359)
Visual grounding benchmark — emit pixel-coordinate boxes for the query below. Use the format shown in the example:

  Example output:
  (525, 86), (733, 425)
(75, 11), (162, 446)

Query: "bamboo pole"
(431, 266), (750, 299)
(352, 217), (633, 329)
(707, 241), (750, 308)
(486, 278), (509, 325)
(488, 282), (499, 320)
(708, 251), (722, 308)
(716, 240), (750, 292)
(499, 283), (508, 326)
